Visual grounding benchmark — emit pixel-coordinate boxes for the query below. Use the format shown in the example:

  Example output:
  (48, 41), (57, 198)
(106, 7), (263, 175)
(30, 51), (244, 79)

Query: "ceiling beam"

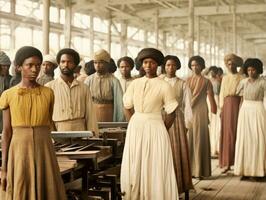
(243, 33), (266, 39)
(137, 4), (266, 18)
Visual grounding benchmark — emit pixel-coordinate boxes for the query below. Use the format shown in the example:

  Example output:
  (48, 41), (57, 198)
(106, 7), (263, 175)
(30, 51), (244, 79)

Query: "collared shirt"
(45, 76), (98, 134)
(118, 77), (134, 94)
(237, 77), (266, 101)
(123, 76), (178, 114)
(219, 73), (244, 107)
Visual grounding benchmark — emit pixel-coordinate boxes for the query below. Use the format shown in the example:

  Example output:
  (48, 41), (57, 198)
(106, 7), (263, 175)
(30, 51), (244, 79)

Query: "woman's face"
(191, 60), (202, 75)
(247, 66), (258, 79)
(119, 60), (131, 78)
(142, 58), (158, 77)
(165, 59), (177, 77)
(20, 56), (41, 81)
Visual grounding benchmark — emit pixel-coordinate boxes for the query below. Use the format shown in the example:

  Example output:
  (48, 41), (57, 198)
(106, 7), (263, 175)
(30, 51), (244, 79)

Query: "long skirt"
(94, 103), (114, 122)
(121, 112), (178, 200)
(168, 109), (193, 194)
(1, 126), (66, 200)
(234, 100), (266, 177)
(208, 95), (221, 156)
(188, 98), (211, 178)
(219, 96), (241, 168)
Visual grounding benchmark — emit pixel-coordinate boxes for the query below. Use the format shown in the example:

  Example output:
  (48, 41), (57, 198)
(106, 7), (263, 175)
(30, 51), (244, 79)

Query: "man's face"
(0, 65), (10, 76)
(59, 54), (76, 76)
(94, 60), (108, 74)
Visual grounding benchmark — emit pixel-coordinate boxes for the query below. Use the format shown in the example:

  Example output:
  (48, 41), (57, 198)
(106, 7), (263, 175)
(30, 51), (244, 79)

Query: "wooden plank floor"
(180, 158), (266, 200)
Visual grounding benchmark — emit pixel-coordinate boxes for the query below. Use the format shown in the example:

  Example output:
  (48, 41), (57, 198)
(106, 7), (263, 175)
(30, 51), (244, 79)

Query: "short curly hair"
(243, 58), (263, 76)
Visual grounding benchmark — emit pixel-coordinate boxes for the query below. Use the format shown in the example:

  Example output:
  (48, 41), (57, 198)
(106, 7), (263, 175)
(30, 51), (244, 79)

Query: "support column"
(10, 0), (16, 51)
(196, 16), (200, 55)
(212, 23), (216, 65)
(64, 0), (72, 48)
(162, 31), (167, 54)
(30, 27), (34, 46)
(89, 14), (94, 58)
(144, 30), (148, 48)
(107, 13), (112, 54)
(155, 10), (159, 48)
(204, 39), (208, 60)
(183, 38), (188, 75)
(208, 23), (212, 65)
(120, 21), (127, 56)
(57, 7), (61, 50)
(232, 2), (237, 53)
(188, 0), (194, 58)
(42, 0), (50, 54)
(223, 30), (227, 56)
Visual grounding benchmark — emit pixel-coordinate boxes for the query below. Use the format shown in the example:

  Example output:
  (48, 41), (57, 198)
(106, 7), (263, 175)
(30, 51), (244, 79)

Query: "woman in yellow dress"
(0, 46), (66, 200)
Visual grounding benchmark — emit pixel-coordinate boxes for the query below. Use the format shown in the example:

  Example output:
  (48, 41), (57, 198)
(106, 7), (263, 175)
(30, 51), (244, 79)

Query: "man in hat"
(219, 53), (244, 173)
(37, 54), (58, 85)
(45, 48), (98, 135)
(0, 51), (12, 132)
(84, 49), (124, 122)
(0, 51), (12, 95)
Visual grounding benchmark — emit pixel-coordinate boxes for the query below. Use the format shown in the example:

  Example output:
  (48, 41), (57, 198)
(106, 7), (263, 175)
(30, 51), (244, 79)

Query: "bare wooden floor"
(181, 158), (266, 200)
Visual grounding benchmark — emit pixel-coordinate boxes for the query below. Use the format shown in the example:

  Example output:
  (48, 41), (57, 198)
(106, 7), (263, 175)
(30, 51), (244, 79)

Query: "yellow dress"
(0, 85), (66, 200)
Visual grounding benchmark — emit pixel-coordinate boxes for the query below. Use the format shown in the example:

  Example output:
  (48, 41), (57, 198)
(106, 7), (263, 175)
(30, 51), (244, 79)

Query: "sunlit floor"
(180, 158), (266, 200)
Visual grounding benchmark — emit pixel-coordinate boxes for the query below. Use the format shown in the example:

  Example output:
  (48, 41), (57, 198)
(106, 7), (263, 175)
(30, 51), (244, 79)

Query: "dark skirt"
(219, 96), (241, 168)
(168, 108), (194, 194)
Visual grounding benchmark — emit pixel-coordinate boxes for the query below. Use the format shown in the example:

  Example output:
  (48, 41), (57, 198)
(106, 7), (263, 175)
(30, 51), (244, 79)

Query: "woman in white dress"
(208, 66), (221, 157)
(120, 48), (179, 200)
(234, 58), (266, 178)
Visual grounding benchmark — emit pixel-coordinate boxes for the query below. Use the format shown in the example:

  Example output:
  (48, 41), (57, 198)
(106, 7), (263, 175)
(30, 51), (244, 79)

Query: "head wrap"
(56, 48), (80, 66)
(93, 49), (111, 63)
(43, 54), (57, 66)
(162, 55), (181, 73)
(0, 51), (11, 66)
(188, 55), (205, 70)
(243, 58), (263, 75)
(224, 53), (243, 68)
(14, 46), (43, 66)
(136, 48), (164, 66)
(117, 56), (134, 70)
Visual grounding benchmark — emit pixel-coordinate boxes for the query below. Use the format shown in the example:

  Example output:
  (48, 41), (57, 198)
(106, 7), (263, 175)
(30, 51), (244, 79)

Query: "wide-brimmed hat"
(136, 48), (164, 66)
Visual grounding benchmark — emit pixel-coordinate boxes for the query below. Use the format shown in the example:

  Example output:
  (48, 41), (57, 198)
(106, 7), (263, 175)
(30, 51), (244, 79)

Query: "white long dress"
(234, 77), (266, 177)
(120, 76), (179, 200)
(208, 78), (221, 156)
